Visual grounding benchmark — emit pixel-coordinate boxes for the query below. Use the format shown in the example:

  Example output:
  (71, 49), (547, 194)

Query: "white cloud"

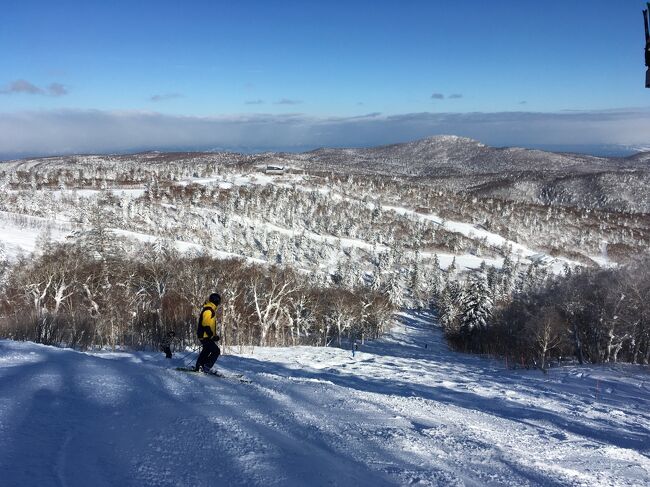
(0, 108), (649, 158)
(47, 83), (68, 96)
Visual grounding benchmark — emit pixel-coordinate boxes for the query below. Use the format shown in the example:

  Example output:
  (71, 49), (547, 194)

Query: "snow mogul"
(194, 293), (222, 373)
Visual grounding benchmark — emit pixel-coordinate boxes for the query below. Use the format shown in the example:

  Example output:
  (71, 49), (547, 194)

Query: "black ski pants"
(196, 338), (220, 370)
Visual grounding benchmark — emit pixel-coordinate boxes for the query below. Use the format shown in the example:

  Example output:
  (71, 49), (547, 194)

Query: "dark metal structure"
(645, 3), (650, 87)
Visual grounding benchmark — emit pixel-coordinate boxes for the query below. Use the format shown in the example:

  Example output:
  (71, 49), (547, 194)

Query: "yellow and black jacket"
(197, 301), (219, 340)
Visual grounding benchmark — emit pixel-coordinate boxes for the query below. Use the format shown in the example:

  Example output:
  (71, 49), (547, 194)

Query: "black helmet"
(208, 293), (221, 305)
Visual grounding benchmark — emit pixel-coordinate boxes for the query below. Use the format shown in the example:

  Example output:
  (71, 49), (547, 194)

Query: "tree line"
(0, 238), (394, 351)
(437, 256), (650, 367)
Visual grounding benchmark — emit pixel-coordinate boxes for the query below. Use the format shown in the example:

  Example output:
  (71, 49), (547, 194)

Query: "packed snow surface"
(1, 313), (649, 486)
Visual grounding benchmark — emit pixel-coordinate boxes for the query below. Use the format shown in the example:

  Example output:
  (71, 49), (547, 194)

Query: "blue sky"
(1, 0), (649, 156)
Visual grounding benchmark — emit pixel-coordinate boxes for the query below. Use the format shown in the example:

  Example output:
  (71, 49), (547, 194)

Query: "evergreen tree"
(73, 204), (121, 261)
(384, 271), (404, 309)
(446, 256), (457, 281)
(500, 252), (516, 300)
(486, 265), (500, 303)
(0, 243), (7, 287)
(437, 282), (461, 334)
(460, 272), (493, 336)
(408, 251), (428, 308)
(426, 254), (444, 307)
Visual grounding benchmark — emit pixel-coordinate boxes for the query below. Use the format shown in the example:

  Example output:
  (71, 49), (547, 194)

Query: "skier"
(194, 293), (222, 373)
(160, 330), (176, 359)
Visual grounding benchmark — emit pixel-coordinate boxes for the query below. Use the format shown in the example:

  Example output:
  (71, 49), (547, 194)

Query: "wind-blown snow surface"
(1, 313), (649, 486)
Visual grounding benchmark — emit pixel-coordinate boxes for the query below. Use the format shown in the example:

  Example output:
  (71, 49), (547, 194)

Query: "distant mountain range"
(3, 135), (649, 213)
(1, 138), (648, 163)
(288, 135), (612, 176)
(270, 136), (649, 213)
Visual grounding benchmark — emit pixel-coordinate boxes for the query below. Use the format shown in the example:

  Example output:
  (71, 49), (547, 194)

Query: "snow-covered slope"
(0, 173), (561, 273)
(302, 135), (614, 175)
(1, 313), (648, 486)
(0, 210), (74, 258)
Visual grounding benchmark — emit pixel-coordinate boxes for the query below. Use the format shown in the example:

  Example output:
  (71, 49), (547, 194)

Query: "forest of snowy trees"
(437, 256), (650, 367)
(2, 157), (647, 264)
(0, 236), (394, 350)
(0, 151), (648, 365)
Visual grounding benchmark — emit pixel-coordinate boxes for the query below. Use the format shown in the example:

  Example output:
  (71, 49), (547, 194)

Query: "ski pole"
(178, 345), (199, 362)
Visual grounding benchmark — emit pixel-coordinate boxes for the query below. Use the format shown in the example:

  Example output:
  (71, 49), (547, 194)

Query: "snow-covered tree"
(384, 271), (405, 309)
(437, 282), (461, 334)
(460, 272), (493, 335)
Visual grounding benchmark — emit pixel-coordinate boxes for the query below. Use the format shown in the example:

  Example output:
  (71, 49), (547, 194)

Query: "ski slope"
(0, 211), (74, 258)
(1, 313), (648, 486)
(381, 204), (579, 273)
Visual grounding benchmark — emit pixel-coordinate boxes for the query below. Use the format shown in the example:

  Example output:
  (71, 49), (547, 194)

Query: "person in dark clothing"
(160, 331), (176, 358)
(160, 331), (176, 359)
(194, 293), (222, 373)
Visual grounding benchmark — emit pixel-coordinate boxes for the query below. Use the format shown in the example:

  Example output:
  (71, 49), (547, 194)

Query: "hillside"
(288, 136), (650, 213)
(1, 136), (648, 271)
(1, 312), (648, 486)
(298, 135), (615, 175)
(4, 135), (648, 214)
(0, 136), (648, 365)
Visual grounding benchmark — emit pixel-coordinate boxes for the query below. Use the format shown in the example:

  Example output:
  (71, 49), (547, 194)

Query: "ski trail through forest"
(0, 312), (649, 486)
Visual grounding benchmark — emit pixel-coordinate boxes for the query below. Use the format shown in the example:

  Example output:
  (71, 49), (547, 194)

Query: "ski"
(175, 367), (252, 383)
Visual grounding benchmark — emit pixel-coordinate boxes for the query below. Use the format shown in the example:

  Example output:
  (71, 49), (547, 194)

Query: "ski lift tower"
(645, 3), (650, 87)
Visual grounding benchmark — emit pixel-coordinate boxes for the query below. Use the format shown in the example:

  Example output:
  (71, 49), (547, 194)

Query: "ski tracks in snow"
(1, 313), (649, 486)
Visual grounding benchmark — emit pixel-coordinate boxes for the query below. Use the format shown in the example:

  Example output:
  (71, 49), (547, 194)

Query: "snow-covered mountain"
(285, 136), (650, 213)
(0, 134), (647, 270)
(5, 135), (649, 214)
(297, 135), (616, 175)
